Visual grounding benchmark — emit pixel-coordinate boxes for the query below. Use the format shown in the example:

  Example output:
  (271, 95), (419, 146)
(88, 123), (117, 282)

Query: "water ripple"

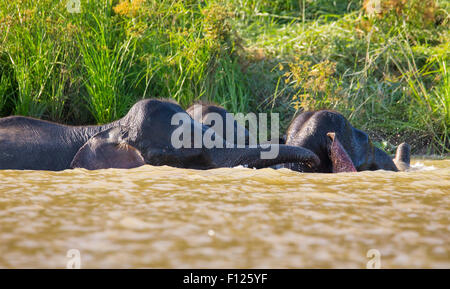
(0, 159), (448, 268)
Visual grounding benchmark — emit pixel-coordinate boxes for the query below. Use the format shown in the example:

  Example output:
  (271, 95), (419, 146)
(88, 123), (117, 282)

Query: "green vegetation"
(0, 0), (448, 153)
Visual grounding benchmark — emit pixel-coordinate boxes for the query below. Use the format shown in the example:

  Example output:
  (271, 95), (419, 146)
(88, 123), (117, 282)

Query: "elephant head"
(186, 102), (251, 146)
(72, 99), (320, 170)
(187, 102), (287, 147)
(285, 110), (410, 173)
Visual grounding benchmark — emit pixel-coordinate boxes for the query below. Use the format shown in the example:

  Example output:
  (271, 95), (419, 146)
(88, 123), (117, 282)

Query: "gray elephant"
(284, 110), (411, 173)
(0, 99), (320, 171)
(186, 102), (399, 173)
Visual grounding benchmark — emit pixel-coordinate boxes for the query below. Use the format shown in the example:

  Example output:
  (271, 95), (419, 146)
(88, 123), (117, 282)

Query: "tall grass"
(77, 2), (137, 123)
(1, 1), (67, 119)
(0, 0), (448, 153)
(0, 0), (251, 123)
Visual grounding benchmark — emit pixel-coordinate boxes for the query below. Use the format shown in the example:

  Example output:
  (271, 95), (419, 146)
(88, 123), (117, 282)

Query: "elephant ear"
(327, 132), (357, 173)
(71, 126), (145, 170)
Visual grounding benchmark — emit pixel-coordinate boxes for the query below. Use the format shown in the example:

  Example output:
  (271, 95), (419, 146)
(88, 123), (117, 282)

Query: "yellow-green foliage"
(281, 59), (343, 111)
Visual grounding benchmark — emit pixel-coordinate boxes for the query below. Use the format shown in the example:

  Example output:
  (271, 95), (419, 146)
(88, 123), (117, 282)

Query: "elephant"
(186, 102), (378, 172)
(284, 110), (411, 173)
(0, 99), (320, 171)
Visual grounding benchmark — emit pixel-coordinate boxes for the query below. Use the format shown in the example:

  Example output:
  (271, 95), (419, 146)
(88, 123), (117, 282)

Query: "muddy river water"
(0, 159), (448, 268)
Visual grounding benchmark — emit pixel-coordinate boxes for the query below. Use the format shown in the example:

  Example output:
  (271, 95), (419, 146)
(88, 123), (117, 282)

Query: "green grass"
(0, 0), (448, 153)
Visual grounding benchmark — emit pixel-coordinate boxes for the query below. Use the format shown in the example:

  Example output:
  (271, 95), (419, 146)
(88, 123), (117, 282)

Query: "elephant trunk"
(208, 145), (320, 169)
(393, 142), (411, 171)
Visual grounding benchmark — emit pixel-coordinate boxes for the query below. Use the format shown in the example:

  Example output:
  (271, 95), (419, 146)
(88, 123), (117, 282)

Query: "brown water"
(0, 159), (448, 268)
